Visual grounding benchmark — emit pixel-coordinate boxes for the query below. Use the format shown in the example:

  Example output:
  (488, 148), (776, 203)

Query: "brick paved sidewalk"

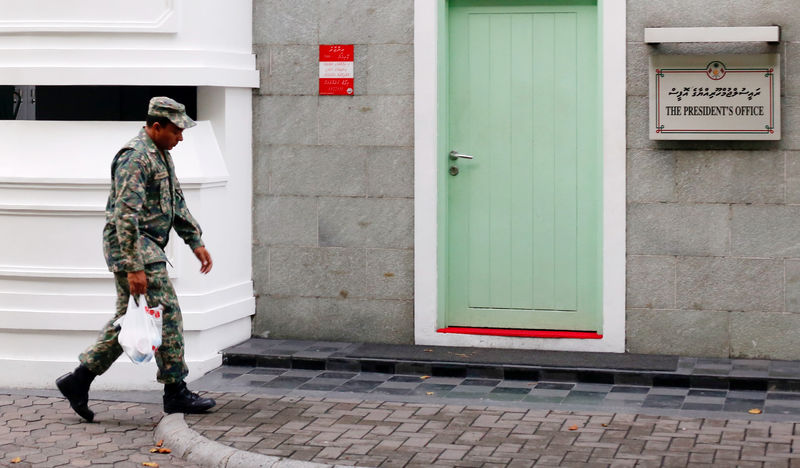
(185, 392), (800, 467)
(3, 385), (800, 467)
(0, 393), (195, 468)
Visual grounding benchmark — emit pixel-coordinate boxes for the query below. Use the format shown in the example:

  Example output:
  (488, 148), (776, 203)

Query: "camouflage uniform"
(80, 98), (201, 384)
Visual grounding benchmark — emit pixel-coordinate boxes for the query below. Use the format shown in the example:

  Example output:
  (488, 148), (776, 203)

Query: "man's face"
(150, 122), (184, 150)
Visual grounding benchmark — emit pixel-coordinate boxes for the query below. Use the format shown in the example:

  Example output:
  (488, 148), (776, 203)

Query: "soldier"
(56, 97), (216, 422)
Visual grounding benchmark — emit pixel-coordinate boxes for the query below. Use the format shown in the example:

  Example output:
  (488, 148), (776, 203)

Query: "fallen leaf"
(142, 463), (159, 468)
(157, 448), (172, 454)
(424, 349), (433, 353)
(568, 425), (579, 431)
(149, 448), (158, 453)
(10, 458), (21, 464)
(426, 392), (435, 395)
(420, 375), (430, 380)
(748, 408), (762, 414)
(156, 440), (163, 447)
(601, 423), (608, 427)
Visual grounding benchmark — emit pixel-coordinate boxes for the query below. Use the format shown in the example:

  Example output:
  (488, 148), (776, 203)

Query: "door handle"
(449, 150), (475, 160)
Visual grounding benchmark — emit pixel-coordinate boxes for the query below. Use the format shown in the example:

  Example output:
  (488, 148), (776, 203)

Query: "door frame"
(414, 0), (626, 352)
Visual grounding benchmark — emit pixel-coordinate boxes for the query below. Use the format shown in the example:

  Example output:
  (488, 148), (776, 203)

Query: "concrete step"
(222, 338), (800, 392)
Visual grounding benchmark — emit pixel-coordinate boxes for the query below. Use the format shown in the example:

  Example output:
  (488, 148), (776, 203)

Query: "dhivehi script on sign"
(649, 54), (780, 140)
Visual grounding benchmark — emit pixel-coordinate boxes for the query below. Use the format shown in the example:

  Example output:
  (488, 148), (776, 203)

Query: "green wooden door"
(446, 1), (601, 331)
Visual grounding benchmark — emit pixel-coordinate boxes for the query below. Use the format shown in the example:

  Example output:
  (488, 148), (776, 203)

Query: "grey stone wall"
(626, 0), (800, 359)
(252, 0), (415, 343)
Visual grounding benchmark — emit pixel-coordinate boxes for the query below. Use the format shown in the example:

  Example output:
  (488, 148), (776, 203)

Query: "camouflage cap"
(148, 96), (196, 129)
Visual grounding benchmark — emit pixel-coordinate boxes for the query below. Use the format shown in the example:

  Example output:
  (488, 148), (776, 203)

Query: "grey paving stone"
(731, 312), (800, 360)
(784, 259), (800, 313)
(253, 0), (319, 45)
(677, 258), (783, 313)
(254, 195), (318, 247)
(263, 45), (319, 96)
(675, 150), (785, 204)
(642, 395), (685, 409)
(732, 205), (800, 258)
(786, 151), (800, 204)
(647, 387), (689, 396)
(535, 382), (574, 391)
(268, 247), (366, 298)
(366, 248), (414, 300)
(366, 146), (414, 198)
(255, 96), (318, 145)
(627, 203), (730, 256)
(318, 0), (413, 44)
(626, 255), (676, 309)
(318, 95), (413, 146)
(609, 386), (650, 394)
(626, 309), (730, 358)
(367, 44), (414, 95)
(318, 197), (413, 249)
(268, 145), (368, 197)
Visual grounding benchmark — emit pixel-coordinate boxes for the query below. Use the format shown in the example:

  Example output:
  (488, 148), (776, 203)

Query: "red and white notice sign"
(319, 44), (354, 95)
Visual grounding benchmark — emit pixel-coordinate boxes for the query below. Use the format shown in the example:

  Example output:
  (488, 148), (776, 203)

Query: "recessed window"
(0, 85), (197, 121)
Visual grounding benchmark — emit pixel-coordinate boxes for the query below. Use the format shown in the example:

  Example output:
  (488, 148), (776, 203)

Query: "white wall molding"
(0, 205), (105, 215)
(0, 265), (111, 279)
(0, 179), (228, 190)
(0, 280), (251, 317)
(0, 66), (258, 88)
(0, 50), (257, 87)
(0, 0), (178, 34)
(0, 238), (178, 279)
(0, 290), (254, 331)
(413, 0), (626, 353)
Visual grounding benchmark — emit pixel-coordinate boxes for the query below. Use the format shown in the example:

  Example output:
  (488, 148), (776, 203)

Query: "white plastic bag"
(113, 295), (164, 364)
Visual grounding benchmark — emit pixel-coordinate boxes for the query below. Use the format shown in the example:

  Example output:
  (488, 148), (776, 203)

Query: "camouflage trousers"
(79, 262), (188, 384)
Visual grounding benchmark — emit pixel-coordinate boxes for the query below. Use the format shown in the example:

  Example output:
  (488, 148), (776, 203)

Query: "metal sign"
(319, 44), (354, 96)
(649, 54), (780, 140)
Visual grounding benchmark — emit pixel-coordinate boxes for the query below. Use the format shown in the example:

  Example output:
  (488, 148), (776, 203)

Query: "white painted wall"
(0, 1), (257, 389)
(414, 0), (626, 353)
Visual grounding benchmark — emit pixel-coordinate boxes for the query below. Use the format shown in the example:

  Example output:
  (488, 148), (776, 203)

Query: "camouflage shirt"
(103, 128), (204, 273)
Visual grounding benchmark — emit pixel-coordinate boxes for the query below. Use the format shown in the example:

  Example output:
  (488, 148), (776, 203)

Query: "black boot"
(55, 365), (96, 422)
(163, 381), (216, 414)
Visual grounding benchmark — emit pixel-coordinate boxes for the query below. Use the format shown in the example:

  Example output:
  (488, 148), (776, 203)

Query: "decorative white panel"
(0, 0), (178, 33)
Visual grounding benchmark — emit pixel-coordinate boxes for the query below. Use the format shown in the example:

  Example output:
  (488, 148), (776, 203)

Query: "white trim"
(413, 0), (626, 352)
(0, 238), (179, 279)
(0, 67), (258, 88)
(0, 48), (257, 87)
(0, 49), (255, 68)
(0, 297), (255, 331)
(0, 205), (104, 215)
(413, 0), (440, 346)
(644, 26), (780, 43)
(0, 0), (178, 34)
(0, 178), (228, 190)
(0, 265), (111, 278)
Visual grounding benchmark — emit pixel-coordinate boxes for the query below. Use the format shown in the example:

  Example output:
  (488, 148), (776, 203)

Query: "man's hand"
(128, 270), (147, 296)
(194, 246), (213, 274)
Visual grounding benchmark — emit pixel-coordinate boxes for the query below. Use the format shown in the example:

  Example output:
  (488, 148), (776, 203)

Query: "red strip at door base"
(437, 327), (603, 339)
